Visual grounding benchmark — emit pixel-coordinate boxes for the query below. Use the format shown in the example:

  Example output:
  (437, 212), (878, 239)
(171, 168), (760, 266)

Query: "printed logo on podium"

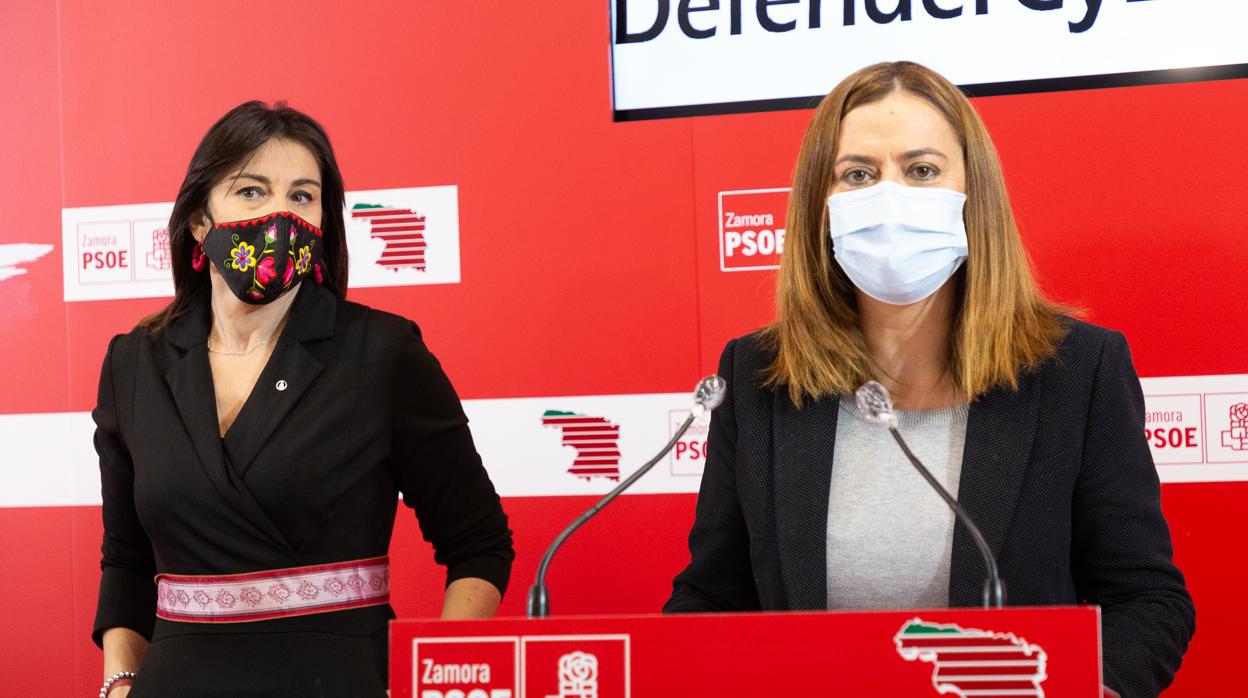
(523, 636), (629, 698)
(895, 619), (1048, 697)
(718, 188), (788, 272)
(412, 636), (518, 698)
(411, 635), (628, 698)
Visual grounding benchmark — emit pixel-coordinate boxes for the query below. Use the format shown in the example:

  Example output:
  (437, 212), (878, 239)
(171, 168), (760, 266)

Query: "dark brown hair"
(763, 61), (1069, 405)
(141, 101), (349, 333)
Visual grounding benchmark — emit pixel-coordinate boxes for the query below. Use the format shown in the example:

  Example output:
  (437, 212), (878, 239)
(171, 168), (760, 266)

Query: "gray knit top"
(826, 396), (970, 610)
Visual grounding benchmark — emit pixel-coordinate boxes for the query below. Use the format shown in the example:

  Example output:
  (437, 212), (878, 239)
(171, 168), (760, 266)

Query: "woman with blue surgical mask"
(666, 61), (1193, 698)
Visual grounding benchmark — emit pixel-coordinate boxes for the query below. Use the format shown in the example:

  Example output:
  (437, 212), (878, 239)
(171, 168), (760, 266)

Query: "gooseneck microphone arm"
(527, 375), (727, 618)
(888, 427), (1006, 608)
(855, 381), (1006, 609)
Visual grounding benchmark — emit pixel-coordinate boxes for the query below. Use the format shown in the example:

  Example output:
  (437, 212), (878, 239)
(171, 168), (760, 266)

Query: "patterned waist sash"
(155, 556), (390, 623)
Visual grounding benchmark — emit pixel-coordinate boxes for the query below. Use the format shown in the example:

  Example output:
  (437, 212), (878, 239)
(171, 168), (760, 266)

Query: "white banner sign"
(61, 186), (460, 302)
(609, 0), (1248, 118)
(4, 376), (1245, 508)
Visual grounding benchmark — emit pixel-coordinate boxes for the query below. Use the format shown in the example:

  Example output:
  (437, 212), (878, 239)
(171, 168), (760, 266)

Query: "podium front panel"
(391, 606), (1101, 697)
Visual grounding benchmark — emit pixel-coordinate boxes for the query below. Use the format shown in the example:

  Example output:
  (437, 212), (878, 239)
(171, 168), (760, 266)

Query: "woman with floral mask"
(91, 102), (512, 697)
(664, 62), (1193, 698)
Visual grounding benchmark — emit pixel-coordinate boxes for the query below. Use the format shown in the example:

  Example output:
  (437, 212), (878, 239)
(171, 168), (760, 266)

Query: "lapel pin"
(276, 380), (288, 391)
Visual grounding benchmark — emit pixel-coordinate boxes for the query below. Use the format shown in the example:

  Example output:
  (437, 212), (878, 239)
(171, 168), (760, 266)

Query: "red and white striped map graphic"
(351, 203), (427, 271)
(542, 411), (622, 480)
(895, 619), (1048, 697)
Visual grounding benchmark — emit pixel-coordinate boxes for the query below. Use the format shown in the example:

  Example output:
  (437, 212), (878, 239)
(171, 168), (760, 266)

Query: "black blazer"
(92, 283), (513, 657)
(665, 320), (1194, 698)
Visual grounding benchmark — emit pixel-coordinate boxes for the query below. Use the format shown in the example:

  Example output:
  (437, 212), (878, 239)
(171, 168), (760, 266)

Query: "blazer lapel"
(949, 370), (1042, 607)
(163, 302), (293, 552)
(772, 391), (838, 610)
(222, 282), (335, 477)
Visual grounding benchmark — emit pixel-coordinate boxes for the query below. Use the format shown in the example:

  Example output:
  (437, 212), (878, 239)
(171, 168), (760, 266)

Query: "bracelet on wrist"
(99, 671), (136, 698)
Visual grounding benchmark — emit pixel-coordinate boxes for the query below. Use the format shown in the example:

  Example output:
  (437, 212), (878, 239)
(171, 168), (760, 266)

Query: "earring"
(313, 263), (324, 284)
(191, 241), (208, 272)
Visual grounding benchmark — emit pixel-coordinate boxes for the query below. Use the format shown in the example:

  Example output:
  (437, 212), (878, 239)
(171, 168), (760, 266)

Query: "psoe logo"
(61, 201), (176, 301)
(412, 636), (517, 698)
(523, 635), (628, 698)
(668, 408), (709, 477)
(895, 619), (1048, 697)
(1142, 394), (1203, 465)
(719, 188), (788, 271)
(1223, 402), (1248, 451)
(1206, 392), (1248, 463)
(546, 652), (598, 698)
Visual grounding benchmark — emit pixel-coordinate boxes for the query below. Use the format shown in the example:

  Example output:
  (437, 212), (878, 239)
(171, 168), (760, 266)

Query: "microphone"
(855, 380), (1006, 609)
(527, 375), (728, 618)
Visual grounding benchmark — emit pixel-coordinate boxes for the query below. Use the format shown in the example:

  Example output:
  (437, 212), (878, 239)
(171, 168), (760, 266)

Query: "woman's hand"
(101, 627), (146, 698)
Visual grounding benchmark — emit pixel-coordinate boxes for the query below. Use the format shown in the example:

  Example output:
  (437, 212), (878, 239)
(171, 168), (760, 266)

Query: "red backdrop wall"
(1, 2), (1244, 694)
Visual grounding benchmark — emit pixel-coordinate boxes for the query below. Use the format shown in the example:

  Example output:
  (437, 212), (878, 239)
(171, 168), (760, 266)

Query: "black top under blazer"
(664, 320), (1194, 698)
(92, 282), (513, 683)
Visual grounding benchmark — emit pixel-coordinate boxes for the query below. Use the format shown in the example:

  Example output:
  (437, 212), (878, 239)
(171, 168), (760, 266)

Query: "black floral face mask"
(201, 211), (324, 304)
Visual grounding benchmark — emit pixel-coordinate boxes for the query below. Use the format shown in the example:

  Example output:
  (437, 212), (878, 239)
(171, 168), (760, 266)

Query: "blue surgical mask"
(828, 181), (968, 305)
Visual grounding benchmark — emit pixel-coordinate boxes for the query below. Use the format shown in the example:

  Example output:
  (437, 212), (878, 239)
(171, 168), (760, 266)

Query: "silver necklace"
(207, 333), (278, 356)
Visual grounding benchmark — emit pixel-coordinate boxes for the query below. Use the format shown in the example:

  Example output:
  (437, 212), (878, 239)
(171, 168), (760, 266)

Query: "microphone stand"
(527, 376), (726, 618)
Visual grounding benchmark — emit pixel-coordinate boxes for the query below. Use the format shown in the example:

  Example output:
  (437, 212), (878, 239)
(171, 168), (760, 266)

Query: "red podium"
(391, 606), (1101, 697)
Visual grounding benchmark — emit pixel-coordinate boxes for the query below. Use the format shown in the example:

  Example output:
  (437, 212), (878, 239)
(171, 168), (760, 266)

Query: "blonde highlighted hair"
(763, 61), (1069, 405)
